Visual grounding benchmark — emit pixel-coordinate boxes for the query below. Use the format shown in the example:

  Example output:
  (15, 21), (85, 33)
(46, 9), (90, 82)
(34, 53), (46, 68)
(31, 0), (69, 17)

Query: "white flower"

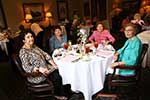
(77, 28), (89, 45)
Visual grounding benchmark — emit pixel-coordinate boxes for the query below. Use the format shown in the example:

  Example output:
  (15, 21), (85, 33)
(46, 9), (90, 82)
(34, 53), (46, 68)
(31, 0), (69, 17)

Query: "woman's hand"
(111, 62), (124, 68)
(39, 67), (49, 76)
(33, 67), (39, 72)
(113, 52), (119, 62)
(111, 62), (119, 68)
(53, 65), (58, 69)
(113, 55), (118, 62)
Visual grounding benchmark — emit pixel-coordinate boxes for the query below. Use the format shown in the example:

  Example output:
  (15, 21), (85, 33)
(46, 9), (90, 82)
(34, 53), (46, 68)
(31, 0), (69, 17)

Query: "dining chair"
(107, 43), (148, 99)
(96, 93), (118, 100)
(12, 53), (54, 99)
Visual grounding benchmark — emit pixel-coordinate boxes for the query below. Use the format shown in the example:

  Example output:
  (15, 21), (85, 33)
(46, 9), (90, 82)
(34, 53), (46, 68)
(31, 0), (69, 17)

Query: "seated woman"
(111, 23), (142, 76)
(131, 13), (145, 34)
(88, 21), (115, 44)
(19, 30), (67, 100)
(49, 25), (67, 54)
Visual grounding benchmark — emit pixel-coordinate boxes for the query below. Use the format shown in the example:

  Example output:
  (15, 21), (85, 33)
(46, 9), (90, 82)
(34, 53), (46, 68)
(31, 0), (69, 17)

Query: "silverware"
(96, 55), (106, 58)
(72, 57), (81, 62)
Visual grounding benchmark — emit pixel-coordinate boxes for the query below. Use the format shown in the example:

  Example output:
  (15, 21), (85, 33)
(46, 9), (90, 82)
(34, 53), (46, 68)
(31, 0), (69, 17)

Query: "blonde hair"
(31, 23), (43, 36)
(134, 13), (141, 20)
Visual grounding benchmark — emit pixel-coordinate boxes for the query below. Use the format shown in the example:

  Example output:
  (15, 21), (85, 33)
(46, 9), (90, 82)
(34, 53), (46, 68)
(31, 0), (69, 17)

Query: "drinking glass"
(77, 39), (81, 44)
(94, 42), (98, 49)
(63, 43), (69, 50)
(84, 46), (90, 54)
(101, 40), (107, 49)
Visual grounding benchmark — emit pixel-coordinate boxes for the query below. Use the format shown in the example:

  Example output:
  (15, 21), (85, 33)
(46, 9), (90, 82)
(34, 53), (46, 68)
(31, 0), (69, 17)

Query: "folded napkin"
(96, 50), (112, 57)
(61, 55), (80, 62)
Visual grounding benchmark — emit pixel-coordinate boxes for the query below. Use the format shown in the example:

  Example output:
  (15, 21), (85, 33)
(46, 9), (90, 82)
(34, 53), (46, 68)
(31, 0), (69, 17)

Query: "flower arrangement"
(77, 28), (89, 45)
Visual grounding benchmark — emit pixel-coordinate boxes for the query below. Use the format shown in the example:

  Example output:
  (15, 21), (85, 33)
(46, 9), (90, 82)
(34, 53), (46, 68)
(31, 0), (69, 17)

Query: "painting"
(121, 0), (139, 13)
(57, 0), (68, 21)
(0, 1), (7, 29)
(23, 3), (45, 22)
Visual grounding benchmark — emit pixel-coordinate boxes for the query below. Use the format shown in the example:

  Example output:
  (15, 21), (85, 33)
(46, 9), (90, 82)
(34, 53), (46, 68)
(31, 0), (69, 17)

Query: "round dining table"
(52, 44), (115, 100)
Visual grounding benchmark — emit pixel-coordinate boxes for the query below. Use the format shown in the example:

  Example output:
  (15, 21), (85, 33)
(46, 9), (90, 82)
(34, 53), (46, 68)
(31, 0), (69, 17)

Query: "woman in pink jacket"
(89, 22), (115, 44)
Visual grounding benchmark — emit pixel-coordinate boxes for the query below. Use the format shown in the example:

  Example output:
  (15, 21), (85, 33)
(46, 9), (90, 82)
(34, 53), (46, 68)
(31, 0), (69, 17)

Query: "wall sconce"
(25, 14), (32, 23)
(46, 12), (52, 26)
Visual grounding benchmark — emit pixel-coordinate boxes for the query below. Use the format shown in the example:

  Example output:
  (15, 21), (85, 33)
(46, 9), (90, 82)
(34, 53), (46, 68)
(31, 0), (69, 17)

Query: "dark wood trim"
(0, 0), (7, 29)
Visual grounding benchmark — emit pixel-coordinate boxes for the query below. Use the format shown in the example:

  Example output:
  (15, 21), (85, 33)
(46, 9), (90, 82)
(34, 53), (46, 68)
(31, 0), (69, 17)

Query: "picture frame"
(57, 0), (68, 21)
(121, 0), (139, 13)
(0, 1), (7, 29)
(23, 3), (45, 22)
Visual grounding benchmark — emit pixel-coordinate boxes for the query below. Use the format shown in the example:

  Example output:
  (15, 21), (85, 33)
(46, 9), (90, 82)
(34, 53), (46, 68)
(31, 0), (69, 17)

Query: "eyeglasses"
(124, 29), (134, 32)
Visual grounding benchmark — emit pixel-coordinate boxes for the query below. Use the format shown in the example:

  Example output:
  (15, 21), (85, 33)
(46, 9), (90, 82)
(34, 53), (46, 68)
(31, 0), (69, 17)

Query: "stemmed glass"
(94, 42), (99, 51)
(83, 46), (91, 61)
(63, 43), (69, 50)
(77, 39), (81, 44)
(85, 46), (90, 54)
(101, 40), (107, 50)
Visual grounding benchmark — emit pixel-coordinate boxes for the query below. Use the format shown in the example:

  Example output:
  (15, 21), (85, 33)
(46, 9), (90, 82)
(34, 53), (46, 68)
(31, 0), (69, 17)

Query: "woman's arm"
(49, 36), (55, 53)
(48, 59), (58, 69)
(36, 46), (52, 61)
(105, 30), (115, 43)
(89, 31), (96, 43)
(113, 52), (120, 62)
(36, 46), (58, 69)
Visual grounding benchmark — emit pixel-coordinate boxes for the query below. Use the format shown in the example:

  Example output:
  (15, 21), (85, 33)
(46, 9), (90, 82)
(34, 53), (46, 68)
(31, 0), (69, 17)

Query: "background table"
(0, 39), (9, 55)
(137, 31), (150, 68)
(53, 48), (114, 100)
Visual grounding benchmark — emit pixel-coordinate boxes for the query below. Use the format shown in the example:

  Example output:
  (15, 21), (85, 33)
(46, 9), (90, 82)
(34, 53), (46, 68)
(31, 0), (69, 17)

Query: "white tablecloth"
(53, 47), (114, 100)
(137, 31), (150, 68)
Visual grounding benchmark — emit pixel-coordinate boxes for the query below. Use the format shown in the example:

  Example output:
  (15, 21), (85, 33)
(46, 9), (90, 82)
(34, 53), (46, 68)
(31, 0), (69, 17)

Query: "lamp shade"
(25, 14), (32, 20)
(46, 12), (52, 18)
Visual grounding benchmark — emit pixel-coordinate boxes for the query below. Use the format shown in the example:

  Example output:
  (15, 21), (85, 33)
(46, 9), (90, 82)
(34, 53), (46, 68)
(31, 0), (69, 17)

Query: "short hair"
(124, 23), (136, 30)
(124, 23), (137, 34)
(53, 25), (62, 32)
(22, 30), (35, 40)
(134, 13), (141, 20)
(96, 21), (104, 28)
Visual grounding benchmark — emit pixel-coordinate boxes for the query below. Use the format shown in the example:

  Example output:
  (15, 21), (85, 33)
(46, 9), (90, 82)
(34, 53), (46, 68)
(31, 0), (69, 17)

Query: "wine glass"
(84, 46), (90, 54)
(101, 40), (107, 49)
(77, 39), (81, 44)
(94, 42), (98, 50)
(63, 43), (69, 50)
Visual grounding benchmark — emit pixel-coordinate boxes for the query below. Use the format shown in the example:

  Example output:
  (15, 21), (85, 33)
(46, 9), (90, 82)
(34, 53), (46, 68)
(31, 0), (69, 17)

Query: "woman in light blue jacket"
(112, 23), (142, 76)
(49, 25), (67, 54)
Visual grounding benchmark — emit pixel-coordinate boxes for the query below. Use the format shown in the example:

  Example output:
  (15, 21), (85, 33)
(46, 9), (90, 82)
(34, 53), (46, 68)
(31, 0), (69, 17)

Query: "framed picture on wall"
(0, 1), (7, 29)
(57, 0), (68, 21)
(121, 0), (139, 13)
(23, 3), (45, 22)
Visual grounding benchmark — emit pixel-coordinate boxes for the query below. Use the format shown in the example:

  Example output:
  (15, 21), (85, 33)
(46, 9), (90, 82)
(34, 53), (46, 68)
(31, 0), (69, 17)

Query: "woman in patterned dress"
(19, 30), (67, 100)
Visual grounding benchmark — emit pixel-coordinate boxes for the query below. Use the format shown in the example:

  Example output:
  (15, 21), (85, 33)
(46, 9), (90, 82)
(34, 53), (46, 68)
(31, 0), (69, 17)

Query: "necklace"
(23, 44), (32, 49)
